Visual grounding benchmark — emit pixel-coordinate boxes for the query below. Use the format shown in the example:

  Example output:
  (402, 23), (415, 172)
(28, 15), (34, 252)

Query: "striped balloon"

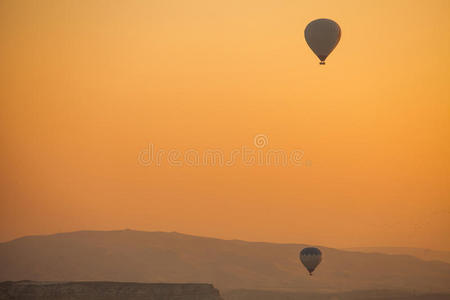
(300, 247), (322, 275)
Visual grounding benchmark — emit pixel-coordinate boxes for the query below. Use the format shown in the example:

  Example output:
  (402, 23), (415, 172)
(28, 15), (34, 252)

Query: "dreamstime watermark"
(138, 134), (310, 167)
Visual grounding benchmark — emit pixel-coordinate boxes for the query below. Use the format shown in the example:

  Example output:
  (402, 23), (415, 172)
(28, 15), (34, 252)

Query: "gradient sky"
(1, 0), (449, 250)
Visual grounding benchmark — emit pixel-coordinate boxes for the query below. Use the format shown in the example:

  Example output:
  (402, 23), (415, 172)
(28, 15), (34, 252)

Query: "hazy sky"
(1, 0), (449, 250)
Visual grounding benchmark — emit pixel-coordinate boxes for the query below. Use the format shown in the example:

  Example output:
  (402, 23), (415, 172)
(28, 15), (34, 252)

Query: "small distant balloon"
(299, 247), (322, 275)
(304, 19), (341, 65)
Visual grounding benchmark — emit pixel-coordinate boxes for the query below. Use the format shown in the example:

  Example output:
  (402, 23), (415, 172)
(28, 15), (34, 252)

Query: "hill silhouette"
(344, 247), (450, 264)
(0, 230), (449, 293)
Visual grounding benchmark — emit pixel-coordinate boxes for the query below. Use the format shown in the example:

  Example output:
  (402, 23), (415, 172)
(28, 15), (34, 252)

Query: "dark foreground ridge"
(0, 281), (223, 300)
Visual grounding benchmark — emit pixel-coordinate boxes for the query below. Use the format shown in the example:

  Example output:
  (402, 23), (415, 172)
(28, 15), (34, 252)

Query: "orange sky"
(1, 0), (449, 250)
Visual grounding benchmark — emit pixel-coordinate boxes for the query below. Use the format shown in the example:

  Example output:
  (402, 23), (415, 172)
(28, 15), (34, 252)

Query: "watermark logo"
(138, 134), (310, 167)
(254, 134), (269, 148)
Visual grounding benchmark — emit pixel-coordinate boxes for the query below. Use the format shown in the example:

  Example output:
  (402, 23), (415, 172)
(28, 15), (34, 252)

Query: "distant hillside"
(345, 247), (450, 264)
(0, 230), (449, 293)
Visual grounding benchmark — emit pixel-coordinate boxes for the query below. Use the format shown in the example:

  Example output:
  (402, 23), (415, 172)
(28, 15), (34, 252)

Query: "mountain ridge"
(344, 247), (450, 264)
(1, 230), (449, 293)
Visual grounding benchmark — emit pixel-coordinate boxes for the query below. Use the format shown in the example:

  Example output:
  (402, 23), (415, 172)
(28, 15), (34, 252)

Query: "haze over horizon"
(5, 228), (450, 256)
(1, 0), (449, 251)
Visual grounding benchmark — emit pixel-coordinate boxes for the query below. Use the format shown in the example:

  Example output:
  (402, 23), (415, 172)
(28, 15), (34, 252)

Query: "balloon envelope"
(304, 19), (341, 64)
(300, 247), (322, 275)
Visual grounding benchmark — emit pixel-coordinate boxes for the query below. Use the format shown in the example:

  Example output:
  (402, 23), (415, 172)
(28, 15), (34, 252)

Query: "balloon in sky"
(299, 247), (322, 275)
(304, 19), (341, 65)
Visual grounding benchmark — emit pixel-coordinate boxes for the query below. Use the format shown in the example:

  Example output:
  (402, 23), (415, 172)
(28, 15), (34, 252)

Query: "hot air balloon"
(300, 247), (322, 275)
(304, 19), (341, 65)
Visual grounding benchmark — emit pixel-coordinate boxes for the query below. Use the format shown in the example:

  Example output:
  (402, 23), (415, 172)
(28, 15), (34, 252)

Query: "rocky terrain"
(0, 281), (223, 300)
